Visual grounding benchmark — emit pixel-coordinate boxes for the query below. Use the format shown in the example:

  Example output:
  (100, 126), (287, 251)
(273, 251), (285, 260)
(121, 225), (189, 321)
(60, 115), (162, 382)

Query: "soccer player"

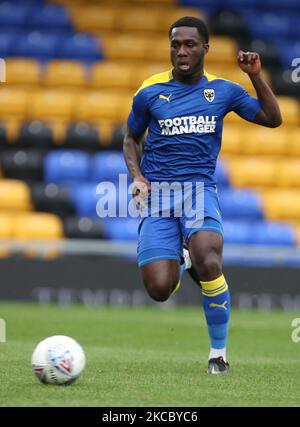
(123, 16), (282, 374)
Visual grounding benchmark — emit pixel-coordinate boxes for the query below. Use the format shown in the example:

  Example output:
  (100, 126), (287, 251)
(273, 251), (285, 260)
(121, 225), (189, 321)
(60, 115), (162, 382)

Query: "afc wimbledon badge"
(204, 89), (215, 102)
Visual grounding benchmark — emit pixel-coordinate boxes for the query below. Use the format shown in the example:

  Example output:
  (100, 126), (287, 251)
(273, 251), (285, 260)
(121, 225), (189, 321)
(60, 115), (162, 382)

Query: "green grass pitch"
(0, 302), (300, 407)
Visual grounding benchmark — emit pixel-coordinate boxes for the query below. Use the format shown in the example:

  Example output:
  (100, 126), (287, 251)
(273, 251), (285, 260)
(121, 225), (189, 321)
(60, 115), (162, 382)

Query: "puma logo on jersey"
(159, 94), (172, 102)
(209, 300), (228, 310)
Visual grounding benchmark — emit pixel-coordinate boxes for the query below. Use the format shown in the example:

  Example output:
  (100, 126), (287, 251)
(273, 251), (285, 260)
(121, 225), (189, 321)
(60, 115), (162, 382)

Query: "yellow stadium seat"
(262, 190), (300, 221)
(14, 213), (63, 240)
(134, 63), (171, 89)
(160, 8), (206, 32)
(0, 88), (29, 119)
(70, 6), (119, 32)
(227, 157), (277, 187)
(277, 96), (300, 126)
(0, 179), (32, 211)
(89, 61), (133, 90)
(119, 9), (163, 33)
(5, 58), (41, 87)
(28, 90), (76, 121)
(220, 125), (242, 155)
(0, 118), (22, 143)
(0, 214), (13, 238)
(240, 127), (288, 156)
(47, 119), (69, 145)
(101, 34), (148, 61)
(44, 60), (87, 88)
(276, 160), (300, 187)
(206, 37), (238, 65)
(288, 129), (300, 156)
(75, 91), (130, 122)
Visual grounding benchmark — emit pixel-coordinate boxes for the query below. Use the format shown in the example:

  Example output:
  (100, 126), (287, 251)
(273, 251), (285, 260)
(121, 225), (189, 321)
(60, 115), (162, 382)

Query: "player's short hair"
(168, 16), (209, 43)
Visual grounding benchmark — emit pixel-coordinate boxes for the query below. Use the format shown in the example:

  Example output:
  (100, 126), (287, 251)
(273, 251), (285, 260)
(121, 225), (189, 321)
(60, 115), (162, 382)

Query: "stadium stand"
(0, 0), (299, 255)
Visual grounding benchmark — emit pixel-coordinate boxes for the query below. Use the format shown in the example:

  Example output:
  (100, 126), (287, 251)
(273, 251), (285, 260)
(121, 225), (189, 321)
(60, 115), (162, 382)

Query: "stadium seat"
(57, 33), (103, 61)
(249, 221), (296, 246)
(14, 212), (63, 240)
(64, 216), (106, 239)
(276, 160), (300, 187)
(102, 217), (139, 241)
(14, 31), (61, 61)
(220, 125), (242, 155)
(0, 213), (13, 238)
(240, 127), (288, 156)
(44, 60), (87, 88)
(89, 62), (133, 90)
(0, 89), (29, 119)
(101, 34), (149, 61)
(89, 151), (129, 183)
(223, 220), (251, 244)
(44, 150), (90, 184)
(0, 118), (22, 143)
(5, 58), (41, 87)
(0, 3), (32, 28)
(29, 90), (75, 121)
(0, 179), (32, 212)
(262, 190), (300, 221)
(288, 129), (300, 156)
(227, 158), (277, 188)
(206, 36), (238, 65)
(277, 97), (300, 126)
(28, 4), (72, 31)
(218, 188), (263, 220)
(65, 122), (101, 150)
(74, 91), (131, 123)
(71, 183), (99, 216)
(0, 31), (18, 57)
(1, 149), (44, 181)
(70, 6), (119, 32)
(17, 120), (54, 148)
(30, 182), (75, 218)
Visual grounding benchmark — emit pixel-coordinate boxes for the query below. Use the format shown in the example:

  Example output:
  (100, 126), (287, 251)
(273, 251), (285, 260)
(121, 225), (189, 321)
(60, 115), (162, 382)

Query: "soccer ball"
(31, 335), (86, 385)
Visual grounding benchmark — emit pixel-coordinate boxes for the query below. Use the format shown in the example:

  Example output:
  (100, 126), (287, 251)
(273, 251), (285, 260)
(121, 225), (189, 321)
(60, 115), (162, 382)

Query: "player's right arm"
(123, 88), (151, 198)
(123, 127), (150, 197)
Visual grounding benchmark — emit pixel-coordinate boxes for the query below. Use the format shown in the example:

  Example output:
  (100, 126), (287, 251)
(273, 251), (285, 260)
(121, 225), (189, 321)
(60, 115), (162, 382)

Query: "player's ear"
(203, 43), (209, 54)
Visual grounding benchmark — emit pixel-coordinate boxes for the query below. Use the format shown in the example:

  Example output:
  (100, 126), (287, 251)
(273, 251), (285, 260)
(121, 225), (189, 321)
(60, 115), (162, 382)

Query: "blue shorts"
(137, 184), (223, 267)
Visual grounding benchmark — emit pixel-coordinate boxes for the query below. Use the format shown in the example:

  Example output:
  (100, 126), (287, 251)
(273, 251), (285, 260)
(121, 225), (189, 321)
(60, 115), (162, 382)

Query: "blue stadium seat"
(71, 181), (134, 218)
(71, 183), (99, 217)
(223, 220), (251, 244)
(218, 188), (263, 220)
(249, 222), (296, 246)
(262, 0), (300, 10)
(90, 151), (129, 183)
(214, 159), (230, 187)
(245, 12), (297, 40)
(14, 31), (61, 60)
(0, 32), (18, 57)
(28, 4), (72, 31)
(44, 150), (90, 184)
(0, 3), (32, 28)
(57, 34), (103, 61)
(272, 40), (300, 68)
(102, 217), (139, 241)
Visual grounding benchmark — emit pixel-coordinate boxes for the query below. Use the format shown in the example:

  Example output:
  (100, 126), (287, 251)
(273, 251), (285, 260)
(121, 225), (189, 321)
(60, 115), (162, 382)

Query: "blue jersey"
(127, 70), (261, 185)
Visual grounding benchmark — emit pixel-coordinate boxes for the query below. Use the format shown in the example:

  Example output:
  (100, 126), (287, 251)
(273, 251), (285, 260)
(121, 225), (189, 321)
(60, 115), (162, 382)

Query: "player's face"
(170, 26), (209, 77)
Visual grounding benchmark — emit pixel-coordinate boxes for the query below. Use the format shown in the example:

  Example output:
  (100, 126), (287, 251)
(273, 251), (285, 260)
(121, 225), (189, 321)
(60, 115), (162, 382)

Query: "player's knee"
(195, 255), (222, 281)
(144, 279), (177, 302)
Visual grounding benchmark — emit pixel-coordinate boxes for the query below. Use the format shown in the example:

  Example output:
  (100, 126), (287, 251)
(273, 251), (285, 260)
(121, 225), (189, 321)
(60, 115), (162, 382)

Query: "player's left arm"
(238, 50), (282, 128)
